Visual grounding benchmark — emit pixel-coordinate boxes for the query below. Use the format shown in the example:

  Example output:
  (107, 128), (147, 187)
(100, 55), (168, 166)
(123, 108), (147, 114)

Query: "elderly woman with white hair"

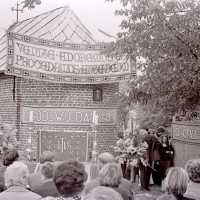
(0, 161), (41, 200)
(99, 162), (132, 200)
(184, 159), (200, 199)
(84, 152), (133, 198)
(157, 167), (194, 200)
(83, 186), (123, 200)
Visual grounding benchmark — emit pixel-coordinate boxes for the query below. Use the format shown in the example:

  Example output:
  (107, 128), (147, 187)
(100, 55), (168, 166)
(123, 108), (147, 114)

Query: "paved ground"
(132, 182), (163, 199)
(136, 185), (163, 195)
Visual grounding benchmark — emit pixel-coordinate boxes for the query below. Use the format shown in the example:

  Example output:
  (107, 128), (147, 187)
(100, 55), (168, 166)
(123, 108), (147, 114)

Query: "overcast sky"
(0, 0), (122, 42)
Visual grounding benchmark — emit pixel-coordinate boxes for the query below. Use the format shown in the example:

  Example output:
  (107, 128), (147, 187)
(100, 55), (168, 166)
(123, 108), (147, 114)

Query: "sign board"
(172, 122), (200, 167)
(172, 122), (200, 143)
(22, 107), (117, 125)
(40, 131), (88, 161)
(6, 32), (136, 84)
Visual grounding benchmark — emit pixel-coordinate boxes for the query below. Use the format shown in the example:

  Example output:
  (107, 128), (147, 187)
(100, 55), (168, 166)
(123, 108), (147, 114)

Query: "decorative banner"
(22, 107), (117, 125)
(6, 32), (136, 84)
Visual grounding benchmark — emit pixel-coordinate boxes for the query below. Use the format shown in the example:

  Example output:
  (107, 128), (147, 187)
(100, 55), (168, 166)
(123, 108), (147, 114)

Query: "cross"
(11, 2), (24, 22)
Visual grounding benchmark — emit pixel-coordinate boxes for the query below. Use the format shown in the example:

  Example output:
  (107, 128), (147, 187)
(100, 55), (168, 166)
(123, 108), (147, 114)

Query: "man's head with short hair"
(97, 152), (116, 170)
(3, 149), (19, 166)
(5, 161), (29, 188)
(157, 127), (165, 137)
(40, 162), (54, 179)
(117, 132), (124, 139)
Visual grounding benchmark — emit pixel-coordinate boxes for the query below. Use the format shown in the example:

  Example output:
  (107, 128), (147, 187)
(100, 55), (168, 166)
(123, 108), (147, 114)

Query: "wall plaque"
(40, 131), (88, 161)
(172, 122), (200, 167)
(172, 122), (200, 143)
(22, 107), (117, 125)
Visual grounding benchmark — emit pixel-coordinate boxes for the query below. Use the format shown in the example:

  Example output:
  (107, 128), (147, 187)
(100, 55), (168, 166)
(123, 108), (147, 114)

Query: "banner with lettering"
(22, 107), (117, 125)
(6, 32), (135, 84)
(172, 122), (200, 143)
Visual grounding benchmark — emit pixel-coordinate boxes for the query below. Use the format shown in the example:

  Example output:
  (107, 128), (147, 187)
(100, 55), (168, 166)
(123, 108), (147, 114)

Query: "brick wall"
(13, 77), (120, 161)
(0, 74), (17, 124)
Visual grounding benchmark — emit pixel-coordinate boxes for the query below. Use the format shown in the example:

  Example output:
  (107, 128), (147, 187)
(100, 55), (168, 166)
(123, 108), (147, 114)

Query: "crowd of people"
(0, 130), (198, 200)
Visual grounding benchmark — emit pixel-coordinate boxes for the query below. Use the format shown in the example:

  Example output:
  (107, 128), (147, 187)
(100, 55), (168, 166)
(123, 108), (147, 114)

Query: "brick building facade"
(0, 6), (135, 161)
(0, 74), (120, 161)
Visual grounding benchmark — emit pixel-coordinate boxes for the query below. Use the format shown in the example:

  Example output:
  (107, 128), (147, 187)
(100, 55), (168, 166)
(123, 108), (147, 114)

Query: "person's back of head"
(185, 158), (200, 183)
(5, 161), (29, 188)
(163, 167), (189, 196)
(40, 162), (54, 180)
(3, 149), (19, 166)
(40, 151), (55, 164)
(99, 163), (122, 187)
(98, 152), (115, 170)
(83, 186), (123, 200)
(53, 160), (87, 196)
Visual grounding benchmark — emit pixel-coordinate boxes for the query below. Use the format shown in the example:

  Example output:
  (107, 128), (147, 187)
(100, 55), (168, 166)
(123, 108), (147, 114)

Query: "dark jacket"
(33, 179), (60, 197)
(142, 134), (159, 162)
(0, 186), (41, 200)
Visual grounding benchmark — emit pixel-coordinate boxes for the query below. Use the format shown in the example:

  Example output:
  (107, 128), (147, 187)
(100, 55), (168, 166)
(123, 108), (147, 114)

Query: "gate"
(38, 131), (88, 162)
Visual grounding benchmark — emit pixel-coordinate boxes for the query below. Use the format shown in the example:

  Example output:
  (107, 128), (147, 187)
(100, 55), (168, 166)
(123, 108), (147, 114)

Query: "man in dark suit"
(151, 128), (165, 186)
(33, 162), (59, 197)
(139, 132), (159, 190)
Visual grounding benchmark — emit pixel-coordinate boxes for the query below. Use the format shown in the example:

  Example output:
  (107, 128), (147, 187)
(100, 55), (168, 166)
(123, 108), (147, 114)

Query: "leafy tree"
(22, 0), (41, 9)
(107, 0), (200, 127)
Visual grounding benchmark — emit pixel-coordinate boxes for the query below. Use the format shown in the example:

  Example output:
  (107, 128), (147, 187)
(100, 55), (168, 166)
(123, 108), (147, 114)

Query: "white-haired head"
(99, 163), (122, 187)
(97, 152), (116, 170)
(83, 186), (123, 200)
(5, 161), (29, 188)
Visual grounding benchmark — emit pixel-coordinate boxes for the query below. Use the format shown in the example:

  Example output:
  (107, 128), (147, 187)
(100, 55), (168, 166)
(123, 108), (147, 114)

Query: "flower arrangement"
(113, 138), (148, 167)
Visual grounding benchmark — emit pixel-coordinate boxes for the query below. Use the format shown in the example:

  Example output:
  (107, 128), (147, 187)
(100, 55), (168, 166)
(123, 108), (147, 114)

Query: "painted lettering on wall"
(22, 107), (117, 125)
(172, 123), (200, 142)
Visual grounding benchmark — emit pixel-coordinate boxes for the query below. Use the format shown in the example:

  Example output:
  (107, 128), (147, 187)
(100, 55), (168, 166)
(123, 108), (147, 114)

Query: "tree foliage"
(107, 0), (200, 127)
(22, 0), (41, 9)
